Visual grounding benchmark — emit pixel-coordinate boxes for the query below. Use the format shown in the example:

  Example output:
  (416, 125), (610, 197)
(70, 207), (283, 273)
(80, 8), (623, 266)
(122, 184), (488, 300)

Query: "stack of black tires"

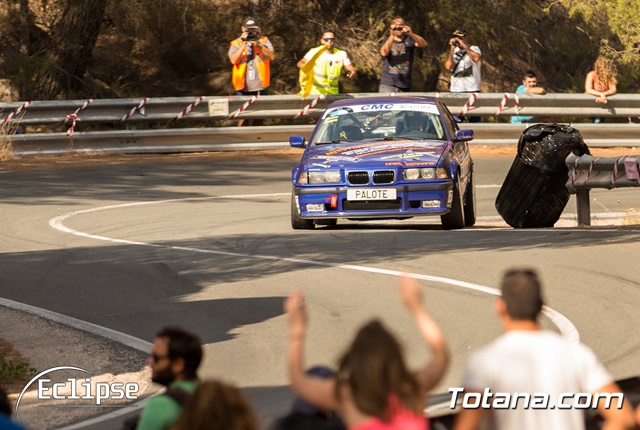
(495, 124), (590, 228)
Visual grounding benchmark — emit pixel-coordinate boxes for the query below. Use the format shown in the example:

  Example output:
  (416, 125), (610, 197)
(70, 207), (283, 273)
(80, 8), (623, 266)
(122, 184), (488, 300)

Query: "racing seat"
(337, 125), (363, 140)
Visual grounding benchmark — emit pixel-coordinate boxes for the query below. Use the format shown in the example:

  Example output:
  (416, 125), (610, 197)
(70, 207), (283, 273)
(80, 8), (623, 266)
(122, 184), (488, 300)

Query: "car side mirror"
(454, 129), (474, 142)
(290, 136), (306, 148)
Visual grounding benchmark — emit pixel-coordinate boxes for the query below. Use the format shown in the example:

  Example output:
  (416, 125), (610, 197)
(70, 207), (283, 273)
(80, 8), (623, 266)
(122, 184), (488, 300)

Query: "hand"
(240, 31), (248, 42)
(596, 94), (608, 104)
(285, 290), (308, 333)
(403, 25), (413, 35)
(398, 274), (424, 314)
(348, 70), (356, 79)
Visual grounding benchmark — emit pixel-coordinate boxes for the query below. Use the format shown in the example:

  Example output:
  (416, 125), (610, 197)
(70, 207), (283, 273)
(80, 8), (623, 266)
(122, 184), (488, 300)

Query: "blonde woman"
(585, 55), (617, 123)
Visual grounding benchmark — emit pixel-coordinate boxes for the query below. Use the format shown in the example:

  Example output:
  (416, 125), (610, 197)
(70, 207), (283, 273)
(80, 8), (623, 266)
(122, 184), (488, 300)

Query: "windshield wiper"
(315, 140), (356, 145)
(382, 136), (423, 141)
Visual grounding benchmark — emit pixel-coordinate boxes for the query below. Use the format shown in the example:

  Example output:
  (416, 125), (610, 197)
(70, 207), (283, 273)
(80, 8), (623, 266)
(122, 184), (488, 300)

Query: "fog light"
(306, 204), (324, 212)
(422, 200), (440, 208)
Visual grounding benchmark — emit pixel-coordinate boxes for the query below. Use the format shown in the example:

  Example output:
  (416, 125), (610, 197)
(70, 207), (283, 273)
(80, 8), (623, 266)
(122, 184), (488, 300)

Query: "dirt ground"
(1, 146), (639, 172)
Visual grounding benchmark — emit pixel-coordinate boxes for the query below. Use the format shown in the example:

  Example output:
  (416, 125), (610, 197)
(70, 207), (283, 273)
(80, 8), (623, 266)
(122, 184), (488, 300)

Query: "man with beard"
(136, 326), (203, 430)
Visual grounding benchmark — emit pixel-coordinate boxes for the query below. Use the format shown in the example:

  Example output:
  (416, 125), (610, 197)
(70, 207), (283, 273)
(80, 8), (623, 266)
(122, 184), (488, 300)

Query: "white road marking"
(49, 193), (580, 344)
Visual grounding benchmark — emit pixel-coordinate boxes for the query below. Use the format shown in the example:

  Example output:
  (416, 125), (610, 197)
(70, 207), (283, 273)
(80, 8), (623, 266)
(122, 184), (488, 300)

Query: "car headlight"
(307, 170), (341, 184)
(403, 168), (449, 180)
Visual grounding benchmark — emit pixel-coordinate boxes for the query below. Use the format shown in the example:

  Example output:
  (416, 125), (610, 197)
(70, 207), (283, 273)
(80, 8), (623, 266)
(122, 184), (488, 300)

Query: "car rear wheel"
(464, 167), (477, 227)
(291, 191), (315, 230)
(441, 178), (465, 230)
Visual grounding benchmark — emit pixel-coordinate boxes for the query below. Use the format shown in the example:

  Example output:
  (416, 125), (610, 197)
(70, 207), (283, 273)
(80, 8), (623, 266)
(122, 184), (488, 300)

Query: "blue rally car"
(290, 96), (475, 230)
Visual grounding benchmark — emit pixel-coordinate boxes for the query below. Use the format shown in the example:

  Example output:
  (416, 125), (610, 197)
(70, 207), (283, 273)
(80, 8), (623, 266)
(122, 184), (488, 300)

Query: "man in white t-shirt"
(297, 31), (356, 95)
(444, 29), (481, 93)
(454, 269), (635, 430)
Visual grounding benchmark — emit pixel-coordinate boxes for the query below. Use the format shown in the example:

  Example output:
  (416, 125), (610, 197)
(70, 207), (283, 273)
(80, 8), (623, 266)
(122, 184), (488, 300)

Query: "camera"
(245, 27), (260, 42)
(452, 39), (461, 47)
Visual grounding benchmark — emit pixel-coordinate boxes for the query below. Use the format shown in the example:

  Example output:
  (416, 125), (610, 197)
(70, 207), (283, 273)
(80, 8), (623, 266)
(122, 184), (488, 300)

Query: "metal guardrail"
(3, 93), (640, 126)
(4, 93), (640, 155)
(9, 123), (640, 156)
(566, 154), (640, 225)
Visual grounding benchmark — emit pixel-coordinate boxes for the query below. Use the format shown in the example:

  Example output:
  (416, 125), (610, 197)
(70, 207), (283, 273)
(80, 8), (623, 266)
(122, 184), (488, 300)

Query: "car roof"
(326, 95), (439, 108)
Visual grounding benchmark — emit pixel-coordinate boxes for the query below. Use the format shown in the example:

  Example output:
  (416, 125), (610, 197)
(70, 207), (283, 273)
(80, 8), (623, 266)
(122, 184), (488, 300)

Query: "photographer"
(443, 28), (482, 121)
(379, 16), (427, 93)
(444, 28), (481, 93)
(229, 17), (274, 97)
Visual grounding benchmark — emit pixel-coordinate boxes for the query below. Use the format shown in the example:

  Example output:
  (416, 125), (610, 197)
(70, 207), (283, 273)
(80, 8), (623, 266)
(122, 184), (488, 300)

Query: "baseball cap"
(292, 366), (334, 416)
(243, 17), (259, 28)
(452, 29), (467, 37)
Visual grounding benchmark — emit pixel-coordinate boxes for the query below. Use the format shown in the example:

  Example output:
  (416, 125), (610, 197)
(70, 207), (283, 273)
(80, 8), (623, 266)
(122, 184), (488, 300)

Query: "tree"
(32, 0), (107, 99)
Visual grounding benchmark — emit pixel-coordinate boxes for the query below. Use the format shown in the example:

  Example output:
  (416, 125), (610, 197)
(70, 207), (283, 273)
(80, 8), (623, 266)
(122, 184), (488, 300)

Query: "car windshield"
(311, 103), (447, 145)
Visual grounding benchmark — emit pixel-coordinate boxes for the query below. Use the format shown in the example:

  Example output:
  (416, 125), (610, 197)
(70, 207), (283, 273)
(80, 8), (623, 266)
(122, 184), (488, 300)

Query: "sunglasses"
(151, 353), (169, 363)
(391, 26), (405, 30)
(323, 38), (335, 42)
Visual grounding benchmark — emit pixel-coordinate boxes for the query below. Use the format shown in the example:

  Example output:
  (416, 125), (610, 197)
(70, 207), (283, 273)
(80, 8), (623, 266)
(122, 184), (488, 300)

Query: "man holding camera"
(379, 16), (427, 93)
(444, 28), (481, 93)
(229, 17), (275, 96)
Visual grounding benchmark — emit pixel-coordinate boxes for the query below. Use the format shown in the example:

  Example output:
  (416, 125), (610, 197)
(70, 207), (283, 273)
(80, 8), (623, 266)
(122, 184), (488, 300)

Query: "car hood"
(303, 140), (448, 168)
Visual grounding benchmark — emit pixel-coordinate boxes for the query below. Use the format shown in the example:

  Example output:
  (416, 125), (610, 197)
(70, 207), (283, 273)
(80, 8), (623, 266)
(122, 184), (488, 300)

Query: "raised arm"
(398, 275), (449, 394)
(593, 382), (636, 430)
(285, 290), (338, 412)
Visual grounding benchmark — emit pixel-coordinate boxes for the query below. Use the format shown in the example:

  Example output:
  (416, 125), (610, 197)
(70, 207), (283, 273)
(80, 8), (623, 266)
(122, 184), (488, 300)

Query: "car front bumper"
(293, 181), (454, 219)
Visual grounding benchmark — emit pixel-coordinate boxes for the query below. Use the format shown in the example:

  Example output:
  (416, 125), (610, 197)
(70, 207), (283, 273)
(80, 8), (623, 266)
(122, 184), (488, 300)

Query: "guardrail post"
(575, 189), (591, 226)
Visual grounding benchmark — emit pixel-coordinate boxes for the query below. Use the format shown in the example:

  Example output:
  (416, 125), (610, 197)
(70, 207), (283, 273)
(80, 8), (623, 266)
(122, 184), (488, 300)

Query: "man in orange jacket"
(229, 17), (275, 97)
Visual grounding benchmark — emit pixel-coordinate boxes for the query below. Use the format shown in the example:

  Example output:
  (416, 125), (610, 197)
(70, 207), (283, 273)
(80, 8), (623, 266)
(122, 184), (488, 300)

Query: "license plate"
(347, 188), (397, 201)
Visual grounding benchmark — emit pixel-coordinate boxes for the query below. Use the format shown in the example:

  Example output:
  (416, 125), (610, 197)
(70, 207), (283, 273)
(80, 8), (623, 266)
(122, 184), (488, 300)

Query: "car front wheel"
(291, 190), (315, 230)
(441, 178), (465, 230)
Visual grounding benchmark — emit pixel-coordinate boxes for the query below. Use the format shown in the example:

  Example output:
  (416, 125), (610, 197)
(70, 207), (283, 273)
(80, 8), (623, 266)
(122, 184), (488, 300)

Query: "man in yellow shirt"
(297, 31), (356, 96)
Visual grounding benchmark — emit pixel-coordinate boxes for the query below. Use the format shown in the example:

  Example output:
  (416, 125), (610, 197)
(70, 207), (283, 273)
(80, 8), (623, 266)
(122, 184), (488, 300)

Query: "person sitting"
(271, 366), (346, 430)
(398, 113), (428, 138)
(284, 274), (449, 430)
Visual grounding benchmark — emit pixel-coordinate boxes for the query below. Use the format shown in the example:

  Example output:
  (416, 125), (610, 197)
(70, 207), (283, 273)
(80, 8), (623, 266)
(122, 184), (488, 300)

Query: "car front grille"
(347, 170), (396, 185)
(348, 171), (369, 185)
(373, 170), (395, 184)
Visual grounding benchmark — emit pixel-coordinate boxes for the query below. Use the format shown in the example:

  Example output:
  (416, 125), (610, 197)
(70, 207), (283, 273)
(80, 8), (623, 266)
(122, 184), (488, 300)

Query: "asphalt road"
(1, 155), (639, 426)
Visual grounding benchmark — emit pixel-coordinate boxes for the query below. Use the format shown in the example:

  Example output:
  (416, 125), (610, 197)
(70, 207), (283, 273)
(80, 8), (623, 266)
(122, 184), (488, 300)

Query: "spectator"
(171, 379), (257, 430)
(285, 274), (449, 429)
(444, 28), (482, 122)
(585, 55), (617, 123)
(136, 326), (203, 430)
(454, 269), (635, 430)
(511, 70), (547, 124)
(297, 31), (356, 97)
(0, 386), (28, 430)
(271, 366), (346, 430)
(229, 17), (274, 97)
(379, 16), (427, 93)
(228, 17), (274, 126)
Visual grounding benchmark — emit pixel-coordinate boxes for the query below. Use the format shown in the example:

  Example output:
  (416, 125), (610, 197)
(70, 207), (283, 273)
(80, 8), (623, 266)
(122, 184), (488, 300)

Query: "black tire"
(463, 168), (477, 227)
(315, 219), (337, 227)
(441, 178), (465, 230)
(291, 191), (315, 230)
